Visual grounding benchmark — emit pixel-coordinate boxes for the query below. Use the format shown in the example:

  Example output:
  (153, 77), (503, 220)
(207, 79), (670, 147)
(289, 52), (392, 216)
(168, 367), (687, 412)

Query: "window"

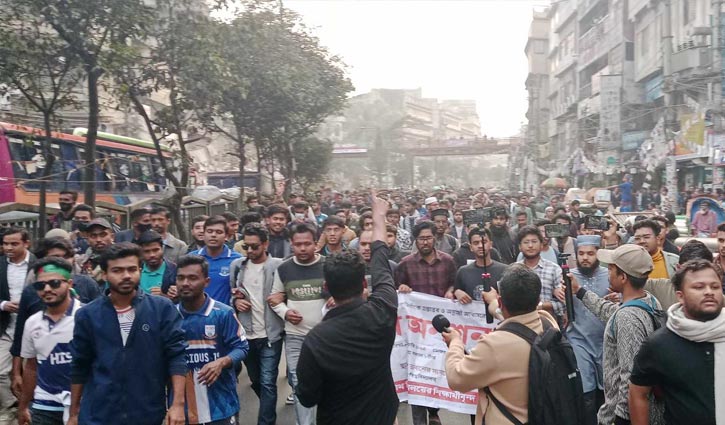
(8, 136), (80, 192)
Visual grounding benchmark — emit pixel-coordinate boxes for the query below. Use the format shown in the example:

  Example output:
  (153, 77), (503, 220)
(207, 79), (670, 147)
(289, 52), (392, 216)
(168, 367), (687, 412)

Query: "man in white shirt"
(0, 227), (32, 425)
(230, 223), (284, 425)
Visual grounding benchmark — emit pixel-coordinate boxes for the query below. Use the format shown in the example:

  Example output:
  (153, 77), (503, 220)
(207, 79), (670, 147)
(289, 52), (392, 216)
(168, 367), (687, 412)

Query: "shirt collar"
(178, 294), (214, 317)
(324, 298), (364, 321)
(142, 261), (166, 275)
(200, 245), (231, 259)
(414, 250), (440, 264)
(7, 251), (30, 266)
(43, 298), (76, 323)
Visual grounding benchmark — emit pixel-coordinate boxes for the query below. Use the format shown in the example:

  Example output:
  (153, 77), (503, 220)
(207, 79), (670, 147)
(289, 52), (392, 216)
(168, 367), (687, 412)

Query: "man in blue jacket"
(68, 243), (187, 425)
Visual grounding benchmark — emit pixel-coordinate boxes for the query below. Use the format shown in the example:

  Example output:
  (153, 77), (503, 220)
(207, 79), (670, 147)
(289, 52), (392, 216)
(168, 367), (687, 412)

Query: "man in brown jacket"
(443, 263), (558, 425)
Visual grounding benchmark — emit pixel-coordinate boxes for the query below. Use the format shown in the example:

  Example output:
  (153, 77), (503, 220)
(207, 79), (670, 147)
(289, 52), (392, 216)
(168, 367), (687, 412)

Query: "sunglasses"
(32, 279), (68, 291)
(242, 244), (261, 251)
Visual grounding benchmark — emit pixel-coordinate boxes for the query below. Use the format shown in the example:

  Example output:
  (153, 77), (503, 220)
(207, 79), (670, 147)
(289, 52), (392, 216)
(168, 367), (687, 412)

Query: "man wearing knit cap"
(556, 235), (609, 425)
(566, 244), (663, 425)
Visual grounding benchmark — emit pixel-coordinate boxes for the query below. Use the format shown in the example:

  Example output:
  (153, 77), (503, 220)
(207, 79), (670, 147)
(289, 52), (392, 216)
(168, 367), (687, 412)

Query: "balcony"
(578, 14), (623, 70)
(671, 45), (712, 74)
(553, 0), (576, 32)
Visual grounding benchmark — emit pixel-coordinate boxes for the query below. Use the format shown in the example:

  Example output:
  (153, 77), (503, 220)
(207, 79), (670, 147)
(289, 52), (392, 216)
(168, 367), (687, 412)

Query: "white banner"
(391, 292), (498, 415)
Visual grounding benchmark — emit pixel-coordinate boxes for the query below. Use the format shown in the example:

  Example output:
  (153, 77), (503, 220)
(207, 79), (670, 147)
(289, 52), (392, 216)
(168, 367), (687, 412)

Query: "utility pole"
(663, 0), (679, 213)
(712, 0), (723, 189)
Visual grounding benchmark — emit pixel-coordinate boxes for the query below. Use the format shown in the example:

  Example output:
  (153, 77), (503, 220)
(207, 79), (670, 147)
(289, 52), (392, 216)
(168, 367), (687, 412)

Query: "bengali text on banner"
(391, 292), (498, 415)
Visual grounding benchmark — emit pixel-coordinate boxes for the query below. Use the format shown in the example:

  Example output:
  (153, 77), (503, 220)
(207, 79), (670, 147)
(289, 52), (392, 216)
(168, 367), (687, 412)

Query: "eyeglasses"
(242, 244), (261, 251)
(416, 236), (435, 243)
(32, 279), (67, 291)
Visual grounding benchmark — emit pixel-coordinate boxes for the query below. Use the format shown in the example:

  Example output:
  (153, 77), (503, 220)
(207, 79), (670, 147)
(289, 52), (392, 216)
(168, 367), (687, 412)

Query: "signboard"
(674, 113), (706, 156)
(392, 293), (497, 415)
(600, 75), (622, 150)
(622, 130), (648, 151)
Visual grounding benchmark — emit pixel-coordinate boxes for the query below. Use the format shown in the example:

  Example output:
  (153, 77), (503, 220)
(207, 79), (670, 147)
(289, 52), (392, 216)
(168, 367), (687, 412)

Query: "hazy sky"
(285, 0), (550, 137)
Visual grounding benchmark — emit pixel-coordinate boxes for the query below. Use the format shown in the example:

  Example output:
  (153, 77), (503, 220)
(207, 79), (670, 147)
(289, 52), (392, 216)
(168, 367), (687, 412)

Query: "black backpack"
(484, 318), (585, 425)
(609, 298), (666, 338)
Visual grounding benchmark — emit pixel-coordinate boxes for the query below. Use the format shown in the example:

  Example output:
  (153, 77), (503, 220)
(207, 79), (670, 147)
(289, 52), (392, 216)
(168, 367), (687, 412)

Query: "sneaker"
(285, 394), (295, 405)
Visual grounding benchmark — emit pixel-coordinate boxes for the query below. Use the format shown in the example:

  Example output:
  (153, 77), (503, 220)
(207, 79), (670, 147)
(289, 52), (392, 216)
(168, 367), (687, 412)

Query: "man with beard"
(557, 235), (610, 425)
(395, 220), (455, 425)
(453, 228), (506, 304)
(431, 209), (460, 256)
(357, 228), (398, 286)
(448, 209), (468, 244)
(51, 191), (78, 232)
(137, 231), (177, 298)
(516, 226), (564, 321)
(269, 224), (325, 425)
(715, 223), (725, 286)
(76, 219), (115, 284)
(629, 259), (724, 425)
(150, 207), (188, 265)
(490, 208), (518, 265)
(17, 257), (81, 425)
(191, 216), (241, 307)
(114, 208), (152, 244)
(231, 224), (284, 425)
(68, 243), (187, 425)
(176, 255), (248, 425)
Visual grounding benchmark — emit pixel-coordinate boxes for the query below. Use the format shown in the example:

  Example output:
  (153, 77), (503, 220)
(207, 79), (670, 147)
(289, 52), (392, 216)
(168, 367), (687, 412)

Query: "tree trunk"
(39, 112), (56, 236)
(83, 67), (101, 208)
(283, 142), (294, 200)
(238, 146), (246, 212)
(169, 191), (186, 240)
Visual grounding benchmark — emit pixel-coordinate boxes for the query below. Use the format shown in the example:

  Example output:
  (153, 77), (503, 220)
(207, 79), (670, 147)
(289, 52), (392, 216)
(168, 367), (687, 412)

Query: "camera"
(584, 215), (610, 231)
(544, 224), (570, 239)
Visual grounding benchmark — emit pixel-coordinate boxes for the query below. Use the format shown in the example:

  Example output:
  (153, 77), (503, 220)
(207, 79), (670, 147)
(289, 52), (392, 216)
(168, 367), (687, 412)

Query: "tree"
(202, 1), (353, 205)
(293, 137), (333, 194)
(114, 0), (219, 237)
(0, 13), (83, 234)
(7, 0), (155, 206)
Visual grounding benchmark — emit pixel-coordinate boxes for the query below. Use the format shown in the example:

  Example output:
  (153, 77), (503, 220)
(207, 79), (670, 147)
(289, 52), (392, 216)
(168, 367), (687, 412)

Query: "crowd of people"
(0, 181), (722, 425)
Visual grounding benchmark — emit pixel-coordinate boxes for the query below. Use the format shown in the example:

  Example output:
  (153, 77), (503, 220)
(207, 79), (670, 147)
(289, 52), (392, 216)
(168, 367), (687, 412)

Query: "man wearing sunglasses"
(230, 223), (284, 425)
(17, 257), (80, 425)
(10, 237), (100, 401)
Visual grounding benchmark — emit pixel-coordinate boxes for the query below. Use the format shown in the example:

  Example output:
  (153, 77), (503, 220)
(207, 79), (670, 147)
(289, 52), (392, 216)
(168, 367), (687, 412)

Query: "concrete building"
(526, 0), (725, 192)
(525, 8), (551, 176)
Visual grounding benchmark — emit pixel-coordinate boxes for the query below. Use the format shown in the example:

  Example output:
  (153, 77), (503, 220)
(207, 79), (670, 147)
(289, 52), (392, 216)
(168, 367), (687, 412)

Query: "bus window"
(8, 136), (46, 190)
(58, 142), (81, 191)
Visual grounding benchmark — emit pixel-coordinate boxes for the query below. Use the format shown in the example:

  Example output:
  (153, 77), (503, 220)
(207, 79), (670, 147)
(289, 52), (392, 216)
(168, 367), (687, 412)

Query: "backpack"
(484, 318), (585, 425)
(608, 298), (666, 338)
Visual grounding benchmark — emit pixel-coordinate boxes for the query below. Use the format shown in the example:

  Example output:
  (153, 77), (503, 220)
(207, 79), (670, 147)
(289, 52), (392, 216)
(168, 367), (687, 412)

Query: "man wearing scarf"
(629, 259), (725, 425)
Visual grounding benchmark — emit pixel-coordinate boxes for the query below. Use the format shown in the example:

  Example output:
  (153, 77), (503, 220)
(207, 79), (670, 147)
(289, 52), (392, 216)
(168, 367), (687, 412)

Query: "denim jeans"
(244, 338), (283, 425)
(285, 334), (316, 425)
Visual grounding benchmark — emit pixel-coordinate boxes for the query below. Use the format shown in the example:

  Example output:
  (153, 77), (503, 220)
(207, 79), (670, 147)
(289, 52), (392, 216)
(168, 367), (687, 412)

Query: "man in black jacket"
(0, 227), (33, 424)
(296, 193), (399, 425)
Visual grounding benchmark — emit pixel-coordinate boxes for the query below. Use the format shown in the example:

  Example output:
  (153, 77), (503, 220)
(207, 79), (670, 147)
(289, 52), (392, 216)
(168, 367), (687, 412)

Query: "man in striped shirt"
(176, 255), (249, 425)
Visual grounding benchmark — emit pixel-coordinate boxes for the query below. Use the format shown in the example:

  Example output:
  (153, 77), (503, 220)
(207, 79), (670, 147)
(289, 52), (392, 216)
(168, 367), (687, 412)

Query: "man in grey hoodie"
(230, 223), (284, 425)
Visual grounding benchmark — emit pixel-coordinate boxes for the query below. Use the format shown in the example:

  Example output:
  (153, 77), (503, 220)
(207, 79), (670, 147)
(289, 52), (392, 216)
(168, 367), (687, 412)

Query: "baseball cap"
(596, 244), (653, 279)
(85, 218), (113, 230)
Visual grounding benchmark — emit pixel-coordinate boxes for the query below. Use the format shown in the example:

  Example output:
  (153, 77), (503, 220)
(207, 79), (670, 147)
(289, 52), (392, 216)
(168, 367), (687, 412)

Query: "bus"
(0, 122), (174, 205)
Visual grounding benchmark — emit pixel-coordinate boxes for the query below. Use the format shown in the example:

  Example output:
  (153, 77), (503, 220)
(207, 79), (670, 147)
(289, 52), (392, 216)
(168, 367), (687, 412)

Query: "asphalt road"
(237, 361), (474, 425)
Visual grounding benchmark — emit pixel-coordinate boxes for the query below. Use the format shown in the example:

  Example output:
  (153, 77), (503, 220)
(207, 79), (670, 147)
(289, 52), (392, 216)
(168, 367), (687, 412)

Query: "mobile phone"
(544, 224), (570, 239)
(584, 215), (610, 231)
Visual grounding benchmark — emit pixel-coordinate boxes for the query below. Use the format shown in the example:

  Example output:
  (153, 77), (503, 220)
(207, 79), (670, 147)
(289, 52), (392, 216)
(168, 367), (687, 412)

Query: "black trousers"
(584, 389), (605, 425)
